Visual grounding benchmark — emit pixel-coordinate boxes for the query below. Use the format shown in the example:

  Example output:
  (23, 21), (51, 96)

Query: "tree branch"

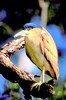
(0, 37), (55, 99)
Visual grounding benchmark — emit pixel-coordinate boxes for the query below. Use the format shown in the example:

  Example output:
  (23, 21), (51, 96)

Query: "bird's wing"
(41, 27), (59, 80)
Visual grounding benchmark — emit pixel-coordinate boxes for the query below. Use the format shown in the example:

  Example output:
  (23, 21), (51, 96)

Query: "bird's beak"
(14, 30), (28, 39)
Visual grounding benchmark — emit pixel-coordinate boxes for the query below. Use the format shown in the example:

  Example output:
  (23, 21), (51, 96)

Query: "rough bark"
(0, 37), (55, 99)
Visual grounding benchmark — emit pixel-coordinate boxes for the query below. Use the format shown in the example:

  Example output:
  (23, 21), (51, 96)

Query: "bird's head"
(23, 22), (42, 29)
(14, 23), (42, 38)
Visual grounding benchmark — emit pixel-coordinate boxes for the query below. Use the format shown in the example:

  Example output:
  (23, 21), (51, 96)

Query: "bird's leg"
(40, 66), (45, 83)
(31, 67), (45, 91)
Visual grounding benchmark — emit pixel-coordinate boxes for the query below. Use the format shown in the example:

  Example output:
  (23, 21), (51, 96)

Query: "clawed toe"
(31, 82), (42, 90)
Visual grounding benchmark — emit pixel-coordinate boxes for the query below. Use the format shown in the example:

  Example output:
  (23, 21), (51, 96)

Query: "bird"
(14, 23), (59, 87)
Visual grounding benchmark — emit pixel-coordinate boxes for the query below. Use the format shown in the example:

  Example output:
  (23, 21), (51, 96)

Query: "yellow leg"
(31, 67), (45, 90)
(40, 66), (45, 83)
(33, 67), (45, 100)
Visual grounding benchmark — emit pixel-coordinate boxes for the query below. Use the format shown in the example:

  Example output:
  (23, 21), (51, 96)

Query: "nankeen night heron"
(14, 23), (59, 86)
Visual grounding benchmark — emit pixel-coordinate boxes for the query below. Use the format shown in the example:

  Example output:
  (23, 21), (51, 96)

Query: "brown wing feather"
(41, 28), (59, 80)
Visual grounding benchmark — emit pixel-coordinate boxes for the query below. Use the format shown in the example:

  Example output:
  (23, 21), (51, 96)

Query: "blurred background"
(0, 0), (66, 99)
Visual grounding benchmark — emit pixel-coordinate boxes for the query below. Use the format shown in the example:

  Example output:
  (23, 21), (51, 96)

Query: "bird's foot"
(31, 81), (42, 91)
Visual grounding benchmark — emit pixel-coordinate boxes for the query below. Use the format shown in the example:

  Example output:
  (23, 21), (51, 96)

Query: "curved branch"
(0, 37), (55, 99)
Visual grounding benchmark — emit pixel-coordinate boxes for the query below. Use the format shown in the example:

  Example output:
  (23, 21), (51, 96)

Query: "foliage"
(49, 79), (66, 100)
(8, 82), (20, 92)
(48, 1), (60, 23)
(0, 82), (24, 100)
